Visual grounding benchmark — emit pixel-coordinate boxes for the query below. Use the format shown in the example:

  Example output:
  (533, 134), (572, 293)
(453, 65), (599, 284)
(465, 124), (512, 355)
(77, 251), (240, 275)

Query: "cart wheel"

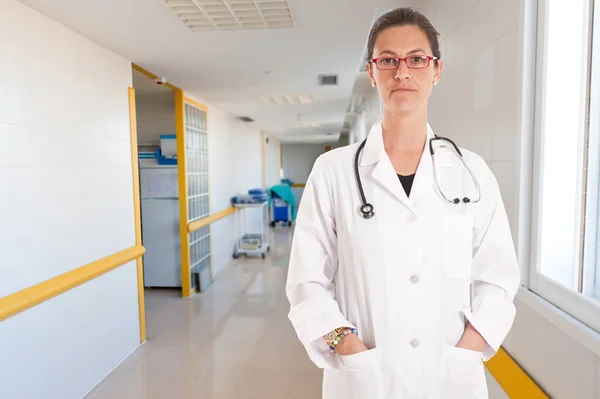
(267, 246), (270, 252)
(262, 253), (266, 259)
(270, 221), (276, 227)
(233, 252), (239, 259)
(288, 221), (292, 226)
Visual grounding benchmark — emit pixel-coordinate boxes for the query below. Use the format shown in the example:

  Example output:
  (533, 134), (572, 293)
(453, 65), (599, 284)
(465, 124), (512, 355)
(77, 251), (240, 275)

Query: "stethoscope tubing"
(355, 135), (481, 218)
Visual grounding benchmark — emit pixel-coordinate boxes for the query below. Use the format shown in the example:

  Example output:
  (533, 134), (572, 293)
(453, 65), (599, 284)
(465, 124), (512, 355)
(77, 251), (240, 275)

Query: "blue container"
(156, 149), (177, 165)
(273, 203), (289, 221)
(248, 188), (267, 195)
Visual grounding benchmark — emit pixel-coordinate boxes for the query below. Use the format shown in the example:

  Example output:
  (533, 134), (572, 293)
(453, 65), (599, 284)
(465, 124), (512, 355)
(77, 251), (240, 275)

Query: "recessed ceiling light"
(257, 94), (314, 105)
(288, 122), (321, 128)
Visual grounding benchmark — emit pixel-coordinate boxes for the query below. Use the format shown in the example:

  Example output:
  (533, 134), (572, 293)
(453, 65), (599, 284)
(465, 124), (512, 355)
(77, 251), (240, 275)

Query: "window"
(532, 0), (600, 332)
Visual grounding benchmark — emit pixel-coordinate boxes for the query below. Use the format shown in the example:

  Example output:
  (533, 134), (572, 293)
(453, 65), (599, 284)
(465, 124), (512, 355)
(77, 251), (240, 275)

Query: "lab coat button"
(410, 339), (420, 348)
(409, 275), (420, 284)
(407, 213), (417, 222)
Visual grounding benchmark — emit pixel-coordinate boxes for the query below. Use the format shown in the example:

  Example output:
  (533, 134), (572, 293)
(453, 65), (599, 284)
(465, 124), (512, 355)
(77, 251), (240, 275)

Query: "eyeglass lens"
(376, 56), (431, 69)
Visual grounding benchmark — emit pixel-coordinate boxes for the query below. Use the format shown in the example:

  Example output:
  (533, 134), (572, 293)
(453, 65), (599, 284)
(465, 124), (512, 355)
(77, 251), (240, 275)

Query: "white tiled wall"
(428, 0), (521, 237)
(427, 1), (600, 398)
(0, 1), (140, 398)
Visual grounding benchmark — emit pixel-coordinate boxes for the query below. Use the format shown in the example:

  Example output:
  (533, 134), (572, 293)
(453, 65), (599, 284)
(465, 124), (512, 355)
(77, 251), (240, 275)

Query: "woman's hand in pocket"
(456, 322), (487, 353)
(335, 333), (369, 356)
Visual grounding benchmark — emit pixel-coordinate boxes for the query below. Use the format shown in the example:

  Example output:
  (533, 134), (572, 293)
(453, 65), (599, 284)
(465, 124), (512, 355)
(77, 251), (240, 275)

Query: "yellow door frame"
(127, 87), (146, 343)
(175, 89), (193, 297)
(130, 64), (192, 298)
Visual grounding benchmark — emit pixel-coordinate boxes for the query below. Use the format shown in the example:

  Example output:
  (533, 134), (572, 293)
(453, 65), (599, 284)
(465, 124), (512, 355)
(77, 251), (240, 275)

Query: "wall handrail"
(485, 347), (549, 398)
(188, 207), (237, 234)
(0, 245), (145, 322)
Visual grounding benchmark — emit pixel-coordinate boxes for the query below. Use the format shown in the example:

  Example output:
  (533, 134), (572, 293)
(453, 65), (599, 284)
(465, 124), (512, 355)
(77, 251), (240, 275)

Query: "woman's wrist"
(456, 322), (487, 352)
(335, 333), (368, 356)
(324, 327), (358, 353)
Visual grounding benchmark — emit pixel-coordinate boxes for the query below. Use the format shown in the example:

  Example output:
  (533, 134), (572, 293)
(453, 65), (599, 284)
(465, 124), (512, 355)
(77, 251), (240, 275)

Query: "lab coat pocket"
(441, 345), (488, 399)
(442, 214), (473, 279)
(339, 348), (385, 399)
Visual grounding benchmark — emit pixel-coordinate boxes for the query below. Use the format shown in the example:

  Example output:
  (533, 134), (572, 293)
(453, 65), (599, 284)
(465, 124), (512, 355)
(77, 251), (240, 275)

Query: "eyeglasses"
(370, 55), (438, 70)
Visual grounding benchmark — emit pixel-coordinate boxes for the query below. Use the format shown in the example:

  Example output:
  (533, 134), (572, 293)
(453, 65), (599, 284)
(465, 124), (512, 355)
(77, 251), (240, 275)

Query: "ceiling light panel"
(257, 94), (314, 105)
(160, 0), (295, 31)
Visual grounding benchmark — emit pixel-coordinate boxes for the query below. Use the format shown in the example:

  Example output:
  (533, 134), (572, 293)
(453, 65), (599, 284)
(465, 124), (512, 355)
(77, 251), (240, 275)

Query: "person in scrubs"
(286, 7), (520, 399)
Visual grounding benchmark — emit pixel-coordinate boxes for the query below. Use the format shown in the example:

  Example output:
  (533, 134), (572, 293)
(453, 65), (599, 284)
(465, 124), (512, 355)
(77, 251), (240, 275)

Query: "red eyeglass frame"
(370, 55), (439, 70)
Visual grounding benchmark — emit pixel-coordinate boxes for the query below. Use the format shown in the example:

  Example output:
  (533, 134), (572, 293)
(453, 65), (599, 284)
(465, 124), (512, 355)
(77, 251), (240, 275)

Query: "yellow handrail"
(485, 347), (549, 398)
(188, 207), (237, 233)
(0, 245), (145, 322)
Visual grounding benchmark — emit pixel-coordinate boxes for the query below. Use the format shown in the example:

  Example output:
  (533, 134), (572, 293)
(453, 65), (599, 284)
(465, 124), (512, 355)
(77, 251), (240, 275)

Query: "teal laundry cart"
(269, 184), (297, 227)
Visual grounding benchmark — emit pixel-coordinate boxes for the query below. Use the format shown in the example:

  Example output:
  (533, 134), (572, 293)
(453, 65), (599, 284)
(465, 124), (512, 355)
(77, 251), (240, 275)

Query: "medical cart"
(232, 201), (270, 259)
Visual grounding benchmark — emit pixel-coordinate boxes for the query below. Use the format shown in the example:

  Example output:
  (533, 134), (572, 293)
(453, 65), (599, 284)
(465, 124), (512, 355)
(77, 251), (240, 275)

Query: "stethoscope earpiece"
(462, 197), (471, 204)
(360, 203), (375, 219)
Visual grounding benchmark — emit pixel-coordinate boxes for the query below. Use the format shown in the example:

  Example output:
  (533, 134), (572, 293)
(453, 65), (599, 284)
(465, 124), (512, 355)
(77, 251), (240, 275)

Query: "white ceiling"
(20, 0), (430, 141)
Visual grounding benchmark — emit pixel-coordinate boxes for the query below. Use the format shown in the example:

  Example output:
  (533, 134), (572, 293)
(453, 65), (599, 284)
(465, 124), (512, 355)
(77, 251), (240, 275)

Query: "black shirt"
(398, 174), (416, 197)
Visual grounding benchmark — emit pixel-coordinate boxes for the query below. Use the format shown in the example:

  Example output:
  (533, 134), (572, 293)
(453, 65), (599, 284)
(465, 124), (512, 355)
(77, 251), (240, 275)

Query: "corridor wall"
(0, 1), (140, 398)
(281, 141), (344, 206)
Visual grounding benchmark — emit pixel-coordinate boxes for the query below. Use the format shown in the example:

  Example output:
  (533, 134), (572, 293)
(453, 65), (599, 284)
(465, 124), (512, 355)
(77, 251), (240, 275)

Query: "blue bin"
(156, 149), (177, 165)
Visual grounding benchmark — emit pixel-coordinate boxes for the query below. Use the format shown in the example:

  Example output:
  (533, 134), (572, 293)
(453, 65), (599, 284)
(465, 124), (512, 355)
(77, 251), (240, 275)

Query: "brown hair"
(366, 8), (441, 65)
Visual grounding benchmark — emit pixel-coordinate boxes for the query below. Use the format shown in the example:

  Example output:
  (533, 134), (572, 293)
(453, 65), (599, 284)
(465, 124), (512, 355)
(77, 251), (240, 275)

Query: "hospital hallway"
(84, 228), (508, 399)
(4, 0), (600, 398)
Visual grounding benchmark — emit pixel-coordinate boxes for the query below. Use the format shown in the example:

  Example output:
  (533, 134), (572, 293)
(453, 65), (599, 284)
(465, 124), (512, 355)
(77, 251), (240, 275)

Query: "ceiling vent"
(238, 116), (254, 122)
(160, 0), (295, 31)
(318, 75), (338, 86)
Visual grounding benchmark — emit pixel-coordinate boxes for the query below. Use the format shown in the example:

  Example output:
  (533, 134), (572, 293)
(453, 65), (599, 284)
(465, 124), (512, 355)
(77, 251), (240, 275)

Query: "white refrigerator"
(139, 159), (181, 288)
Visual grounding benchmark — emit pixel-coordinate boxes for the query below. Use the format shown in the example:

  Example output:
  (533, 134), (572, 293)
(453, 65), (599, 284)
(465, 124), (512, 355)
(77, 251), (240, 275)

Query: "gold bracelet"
(324, 327), (358, 353)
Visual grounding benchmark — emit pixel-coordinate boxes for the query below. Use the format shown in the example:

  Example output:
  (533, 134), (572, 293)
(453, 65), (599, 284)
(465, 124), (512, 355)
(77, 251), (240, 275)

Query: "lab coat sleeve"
(286, 155), (354, 369)
(463, 160), (521, 362)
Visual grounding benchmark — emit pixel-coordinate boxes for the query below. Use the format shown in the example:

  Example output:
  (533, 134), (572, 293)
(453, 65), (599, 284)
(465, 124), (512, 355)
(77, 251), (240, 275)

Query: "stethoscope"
(354, 135), (481, 219)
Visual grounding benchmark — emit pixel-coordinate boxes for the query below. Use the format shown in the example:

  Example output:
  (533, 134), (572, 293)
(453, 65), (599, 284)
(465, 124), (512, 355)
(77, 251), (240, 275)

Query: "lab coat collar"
(357, 119), (436, 213)
(358, 119), (435, 166)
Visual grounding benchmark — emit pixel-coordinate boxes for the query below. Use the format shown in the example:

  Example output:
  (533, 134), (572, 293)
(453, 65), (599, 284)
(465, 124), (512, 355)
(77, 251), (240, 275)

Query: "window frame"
(529, 0), (600, 334)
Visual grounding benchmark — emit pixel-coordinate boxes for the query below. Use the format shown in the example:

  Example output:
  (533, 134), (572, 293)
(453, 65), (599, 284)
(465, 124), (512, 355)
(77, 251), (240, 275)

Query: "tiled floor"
(85, 228), (508, 399)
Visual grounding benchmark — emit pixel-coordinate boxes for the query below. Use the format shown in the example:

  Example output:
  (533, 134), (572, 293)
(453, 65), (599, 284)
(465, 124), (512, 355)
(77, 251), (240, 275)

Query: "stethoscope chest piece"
(360, 203), (375, 219)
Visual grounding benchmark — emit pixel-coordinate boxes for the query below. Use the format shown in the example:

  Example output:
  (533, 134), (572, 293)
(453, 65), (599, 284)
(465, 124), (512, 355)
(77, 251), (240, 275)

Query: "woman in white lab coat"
(286, 7), (520, 399)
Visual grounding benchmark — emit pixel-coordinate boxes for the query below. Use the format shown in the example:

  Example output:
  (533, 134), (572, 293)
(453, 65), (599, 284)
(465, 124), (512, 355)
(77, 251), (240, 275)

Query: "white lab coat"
(286, 121), (520, 399)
